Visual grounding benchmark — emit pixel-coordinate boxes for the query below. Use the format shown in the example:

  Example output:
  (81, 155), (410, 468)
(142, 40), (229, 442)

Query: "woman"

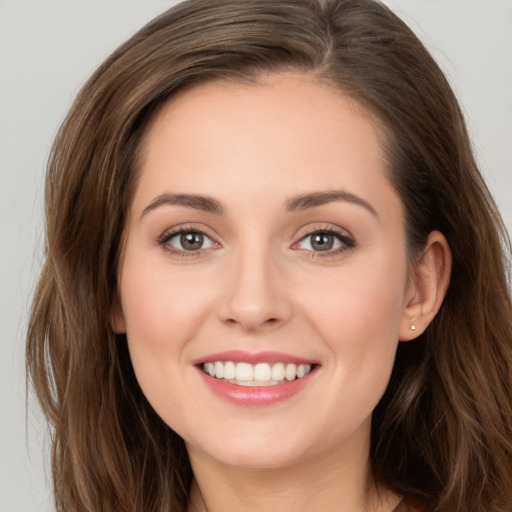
(27, 0), (512, 511)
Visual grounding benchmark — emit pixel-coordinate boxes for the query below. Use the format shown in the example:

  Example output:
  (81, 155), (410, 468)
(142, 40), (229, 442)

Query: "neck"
(186, 435), (400, 512)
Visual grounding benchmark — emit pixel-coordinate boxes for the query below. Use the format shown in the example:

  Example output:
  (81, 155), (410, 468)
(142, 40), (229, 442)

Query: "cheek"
(308, 255), (405, 329)
(302, 250), (407, 381)
(118, 259), (221, 435)
(118, 255), (215, 396)
(120, 257), (209, 342)
(294, 258), (406, 436)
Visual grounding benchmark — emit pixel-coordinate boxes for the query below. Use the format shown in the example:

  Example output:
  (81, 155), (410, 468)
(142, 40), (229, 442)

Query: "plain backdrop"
(1, 1), (511, 511)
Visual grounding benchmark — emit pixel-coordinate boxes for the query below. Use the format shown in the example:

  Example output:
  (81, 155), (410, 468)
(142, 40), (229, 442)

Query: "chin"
(186, 427), (317, 470)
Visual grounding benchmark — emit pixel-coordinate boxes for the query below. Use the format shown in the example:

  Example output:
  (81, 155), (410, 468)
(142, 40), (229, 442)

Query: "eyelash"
(157, 225), (218, 258)
(292, 227), (355, 258)
(157, 225), (355, 258)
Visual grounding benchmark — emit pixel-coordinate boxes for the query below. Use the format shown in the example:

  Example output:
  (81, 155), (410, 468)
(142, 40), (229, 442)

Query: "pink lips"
(194, 350), (318, 407)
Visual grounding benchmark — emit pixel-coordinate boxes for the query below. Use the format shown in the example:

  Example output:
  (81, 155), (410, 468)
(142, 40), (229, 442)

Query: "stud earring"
(410, 324), (417, 331)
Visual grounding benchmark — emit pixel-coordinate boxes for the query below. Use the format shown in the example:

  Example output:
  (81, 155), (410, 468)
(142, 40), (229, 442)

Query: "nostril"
(223, 316), (280, 330)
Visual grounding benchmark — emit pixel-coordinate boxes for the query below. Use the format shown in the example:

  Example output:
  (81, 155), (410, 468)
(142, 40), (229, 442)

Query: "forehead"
(132, 73), (397, 219)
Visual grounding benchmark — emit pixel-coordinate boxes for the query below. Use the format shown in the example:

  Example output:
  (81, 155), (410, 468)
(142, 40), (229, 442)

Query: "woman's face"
(114, 74), (416, 470)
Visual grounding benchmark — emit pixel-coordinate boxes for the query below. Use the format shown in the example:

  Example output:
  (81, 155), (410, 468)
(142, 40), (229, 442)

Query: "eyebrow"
(140, 189), (377, 219)
(140, 193), (224, 218)
(287, 190), (378, 217)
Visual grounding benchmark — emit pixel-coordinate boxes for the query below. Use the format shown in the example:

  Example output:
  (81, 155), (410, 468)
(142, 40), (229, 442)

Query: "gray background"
(1, 1), (511, 510)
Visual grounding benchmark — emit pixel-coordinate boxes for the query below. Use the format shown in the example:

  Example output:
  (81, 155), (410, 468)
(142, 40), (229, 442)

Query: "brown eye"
(295, 229), (353, 254)
(180, 232), (204, 250)
(310, 233), (335, 251)
(161, 229), (216, 253)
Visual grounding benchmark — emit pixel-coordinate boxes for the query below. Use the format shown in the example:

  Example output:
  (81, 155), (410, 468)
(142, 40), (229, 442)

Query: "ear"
(110, 294), (127, 334)
(399, 230), (452, 341)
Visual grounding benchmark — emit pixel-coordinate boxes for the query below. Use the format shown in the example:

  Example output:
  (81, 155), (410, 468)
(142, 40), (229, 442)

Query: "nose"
(218, 246), (293, 332)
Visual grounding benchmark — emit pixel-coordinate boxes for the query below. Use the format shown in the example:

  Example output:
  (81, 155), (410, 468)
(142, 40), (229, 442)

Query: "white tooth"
(304, 364), (311, 375)
(205, 362), (215, 377)
(285, 363), (297, 381)
(254, 363), (271, 381)
(236, 362), (253, 381)
(214, 361), (224, 379)
(224, 361), (236, 379)
(271, 362), (285, 381)
(297, 364), (306, 378)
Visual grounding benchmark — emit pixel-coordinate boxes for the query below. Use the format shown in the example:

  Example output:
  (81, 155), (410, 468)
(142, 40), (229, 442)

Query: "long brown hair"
(27, 1), (512, 511)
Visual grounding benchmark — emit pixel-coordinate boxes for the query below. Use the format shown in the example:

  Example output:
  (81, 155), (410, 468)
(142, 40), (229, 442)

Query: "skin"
(112, 73), (451, 512)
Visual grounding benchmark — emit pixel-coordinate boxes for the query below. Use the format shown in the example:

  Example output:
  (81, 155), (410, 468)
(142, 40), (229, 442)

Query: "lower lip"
(197, 368), (316, 406)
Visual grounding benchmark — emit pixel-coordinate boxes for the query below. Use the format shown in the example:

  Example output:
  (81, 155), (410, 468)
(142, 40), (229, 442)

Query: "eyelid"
(157, 224), (221, 256)
(156, 223), (354, 258)
(291, 225), (355, 255)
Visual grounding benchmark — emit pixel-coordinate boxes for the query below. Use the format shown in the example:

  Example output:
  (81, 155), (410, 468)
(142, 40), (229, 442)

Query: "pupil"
(181, 232), (203, 250)
(312, 233), (333, 251)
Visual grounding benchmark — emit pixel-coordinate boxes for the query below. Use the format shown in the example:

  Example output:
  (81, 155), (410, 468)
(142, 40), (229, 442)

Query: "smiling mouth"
(201, 361), (314, 386)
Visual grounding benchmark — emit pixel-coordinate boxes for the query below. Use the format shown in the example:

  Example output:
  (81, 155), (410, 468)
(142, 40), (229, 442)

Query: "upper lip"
(192, 350), (319, 366)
